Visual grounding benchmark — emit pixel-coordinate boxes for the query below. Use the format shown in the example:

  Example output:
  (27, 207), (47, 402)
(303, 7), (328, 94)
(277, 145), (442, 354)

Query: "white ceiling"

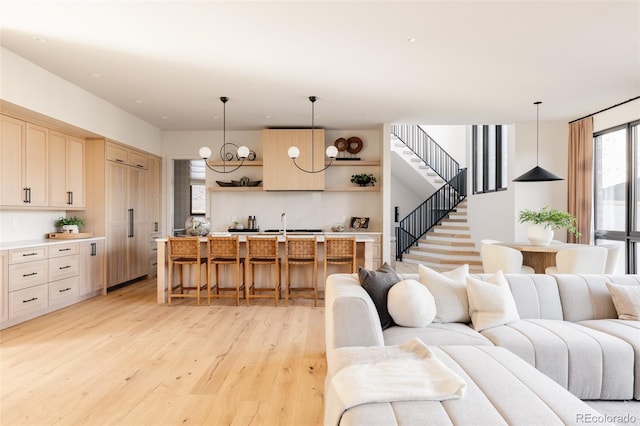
(1, 1), (638, 131)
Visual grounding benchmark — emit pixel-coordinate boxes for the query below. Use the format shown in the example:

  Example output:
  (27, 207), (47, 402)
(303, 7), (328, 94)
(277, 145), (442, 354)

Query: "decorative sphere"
(237, 145), (250, 159)
(326, 145), (338, 158)
(288, 146), (300, 159)
(185, 216), (212, 236)
(198, 146), (212, 159)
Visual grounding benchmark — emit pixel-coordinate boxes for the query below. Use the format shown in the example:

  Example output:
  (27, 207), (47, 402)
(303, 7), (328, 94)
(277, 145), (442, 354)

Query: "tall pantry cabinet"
(86, 139), (161, 289)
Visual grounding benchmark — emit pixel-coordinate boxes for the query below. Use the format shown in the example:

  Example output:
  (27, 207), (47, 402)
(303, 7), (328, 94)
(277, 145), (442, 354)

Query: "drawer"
(49, 243), (78, 258)
(9, 246), (48, 264)
(106, 141), (128, 164)
(9, 284), (48, 319)
(149, 241), (159, 259)
(128, 151), (149, 169)
(49, 255), (79, 282)
(9, 260), (48, 291)
(49, 276), (78, 306)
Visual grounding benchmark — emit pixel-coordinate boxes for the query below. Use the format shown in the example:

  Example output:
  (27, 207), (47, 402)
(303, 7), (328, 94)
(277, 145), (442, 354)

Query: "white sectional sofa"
(324, 272), (640, 425)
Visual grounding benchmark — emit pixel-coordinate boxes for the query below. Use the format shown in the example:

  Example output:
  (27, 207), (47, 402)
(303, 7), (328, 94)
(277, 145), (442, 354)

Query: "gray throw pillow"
(358, 262), (402, 330)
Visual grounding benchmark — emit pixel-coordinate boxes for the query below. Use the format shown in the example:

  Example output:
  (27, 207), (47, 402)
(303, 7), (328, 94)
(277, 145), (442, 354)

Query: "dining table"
(496, 241), (592, 274)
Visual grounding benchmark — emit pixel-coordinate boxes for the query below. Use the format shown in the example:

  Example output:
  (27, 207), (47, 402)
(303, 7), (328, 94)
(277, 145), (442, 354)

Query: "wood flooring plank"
(0, 278), (326, 426)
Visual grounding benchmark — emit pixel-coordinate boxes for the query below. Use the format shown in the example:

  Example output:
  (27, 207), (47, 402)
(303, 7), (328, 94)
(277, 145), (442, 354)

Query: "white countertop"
(0, 236), (106, 251)
(158, 231), (379, 243)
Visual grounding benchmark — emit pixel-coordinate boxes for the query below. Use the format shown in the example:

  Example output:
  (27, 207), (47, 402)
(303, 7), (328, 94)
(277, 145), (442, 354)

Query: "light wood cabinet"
(262, 129), (325, 190)
(0, 117), (49, 206)
(79, 240), (105, 296)
(0, 251), (7, 323)
(105, 144), (149, 288)
(49, 131), (85, 208)
(149, 155), (162, 234)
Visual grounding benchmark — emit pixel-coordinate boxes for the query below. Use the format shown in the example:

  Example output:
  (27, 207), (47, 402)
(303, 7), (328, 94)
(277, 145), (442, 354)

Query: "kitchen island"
(155, 232), (380, 304)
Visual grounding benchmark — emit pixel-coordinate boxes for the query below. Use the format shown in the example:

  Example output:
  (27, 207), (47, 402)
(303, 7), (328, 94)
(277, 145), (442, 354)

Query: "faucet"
(281, 212), (287, 236)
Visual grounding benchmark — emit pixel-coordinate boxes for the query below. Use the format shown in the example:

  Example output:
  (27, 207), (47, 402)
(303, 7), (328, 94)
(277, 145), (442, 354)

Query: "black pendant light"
(513, 101), (563, 182)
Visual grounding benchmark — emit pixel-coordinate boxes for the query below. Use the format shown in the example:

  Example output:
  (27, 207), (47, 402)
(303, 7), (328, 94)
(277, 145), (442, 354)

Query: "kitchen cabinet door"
(0, 251), (7, 323)
(49, 132), (86, 208)
(149, 155), (162, 235)
(0, 115), (25, 206)
(106, 161), (130, 287)
(128, 166), (149, 279)
(24, 123), (49, 207)
(79, 240), (105, 295)
(262, 129), (325, 190)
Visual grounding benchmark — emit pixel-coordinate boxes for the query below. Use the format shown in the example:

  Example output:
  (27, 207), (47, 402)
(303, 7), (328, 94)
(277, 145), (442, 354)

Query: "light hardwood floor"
(1, 278), (326, 425)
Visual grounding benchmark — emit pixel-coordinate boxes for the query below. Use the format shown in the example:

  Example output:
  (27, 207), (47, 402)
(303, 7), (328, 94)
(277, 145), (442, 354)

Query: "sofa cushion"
(387, 279), (436, 327)
(607, 282), (640, 320)
(383, 323), (493, 347)
(418, 264), (470, 323)
(578, 319), (640, 399)
(358, 263), (402, 330)
(467, 271), (520, 331)
(327, 345), (609, 426)
(480, 319), (635, 400)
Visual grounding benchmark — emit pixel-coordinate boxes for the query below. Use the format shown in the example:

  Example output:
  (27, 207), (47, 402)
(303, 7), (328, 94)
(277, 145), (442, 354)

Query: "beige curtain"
(567, 117), (593, 244)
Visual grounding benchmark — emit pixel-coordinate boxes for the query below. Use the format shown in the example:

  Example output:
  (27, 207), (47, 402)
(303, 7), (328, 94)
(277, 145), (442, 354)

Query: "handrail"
(391, 124), (460, 182)
(396, 168), (467, 260)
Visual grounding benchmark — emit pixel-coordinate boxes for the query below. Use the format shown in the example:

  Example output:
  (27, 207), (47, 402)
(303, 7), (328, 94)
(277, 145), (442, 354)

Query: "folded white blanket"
(325, 338), (467, 426)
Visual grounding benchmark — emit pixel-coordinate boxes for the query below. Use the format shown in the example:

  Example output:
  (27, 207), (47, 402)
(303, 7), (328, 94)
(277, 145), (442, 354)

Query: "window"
(189, 160), (206, 215)
(593, 120), (640, 273)
(472, 125), (507, 194)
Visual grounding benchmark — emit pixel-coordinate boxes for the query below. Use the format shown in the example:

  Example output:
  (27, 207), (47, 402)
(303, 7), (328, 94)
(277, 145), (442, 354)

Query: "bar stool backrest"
(208, 236), (240, 261)
(325, 237), (356, 262)
(287, 237), (317, 261)
(168, 236), (201, 262)
(247, 236), (279, 260)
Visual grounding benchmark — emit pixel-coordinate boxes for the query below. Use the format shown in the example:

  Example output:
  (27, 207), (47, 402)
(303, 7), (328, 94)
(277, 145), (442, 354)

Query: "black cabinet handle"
(59, 265), (72, 270)
(154, 221), (159, 232)
(115, 158), (124, 163)
(128, 209), (134, 238)
(58, 248), (71, 252)
(22, 252), (38, 257)
(67, 191), (72, 205)
(91, 242), (97, 256)
(22, 297), (38, 303)
(59, 287), (71, 293)
(23, 187), (28, 203)
(22, 272), (38, 277)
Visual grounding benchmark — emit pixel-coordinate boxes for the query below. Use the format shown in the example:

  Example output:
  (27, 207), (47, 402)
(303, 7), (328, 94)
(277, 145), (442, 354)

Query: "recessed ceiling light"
(161, 116), (168, 120)
(32, 36), (47, 43)
(265, 115), (271, 119)
(135, 100), (143, 104)
(213, 115), (220, 120)
(407, 37), (417, 43)
(89, 72), (101, 78)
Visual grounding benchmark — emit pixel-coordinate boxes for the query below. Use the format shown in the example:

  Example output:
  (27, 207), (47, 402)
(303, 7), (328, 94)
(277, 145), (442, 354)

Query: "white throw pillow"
(387, 279), (437, 327)
(466, 271), (520, 331)
(606, 282), (640, 321)
(418, 264), (470, 323)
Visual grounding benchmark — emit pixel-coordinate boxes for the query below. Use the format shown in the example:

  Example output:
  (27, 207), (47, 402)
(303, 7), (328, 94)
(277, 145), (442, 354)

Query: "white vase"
(527, 224), (553, 246)
(62, 224), (79, 234)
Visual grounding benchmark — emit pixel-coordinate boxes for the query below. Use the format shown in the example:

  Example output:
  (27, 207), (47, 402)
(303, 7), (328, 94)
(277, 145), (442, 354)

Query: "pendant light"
(287, 96), (338, 173)
(513, 101), (563, 182)
(199, 97), (250, 174)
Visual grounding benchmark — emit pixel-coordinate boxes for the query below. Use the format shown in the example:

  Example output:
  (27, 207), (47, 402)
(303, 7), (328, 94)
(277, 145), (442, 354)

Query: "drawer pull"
(59, 265), (72, 270)
(22, 297), (38, 304)
(152, 262), (157, 266)
(58, 248), (71, 252)
(136, 164), (144, 168)
(59, 287), (72, 293)
(22, 252), (38, 257)
(115, 158), (124, 163)
(22, 272), (38, 277)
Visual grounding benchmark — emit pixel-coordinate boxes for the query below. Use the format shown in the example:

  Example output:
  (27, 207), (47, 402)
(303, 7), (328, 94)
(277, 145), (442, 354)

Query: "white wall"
(421, 125), (468, 167)
(0, 47), (162, 154)
(593, 98), (640, 132)
(162, 129), (383, 234)
(0, 210), (64, 242)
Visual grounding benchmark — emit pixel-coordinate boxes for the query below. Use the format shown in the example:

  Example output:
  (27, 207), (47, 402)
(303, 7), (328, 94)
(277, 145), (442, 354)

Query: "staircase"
(400, 200), (483, 272)
(391, 124), (482, 272)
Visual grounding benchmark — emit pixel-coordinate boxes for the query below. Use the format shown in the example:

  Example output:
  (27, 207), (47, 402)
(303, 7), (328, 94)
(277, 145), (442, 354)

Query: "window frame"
(472, 124), (506, 194)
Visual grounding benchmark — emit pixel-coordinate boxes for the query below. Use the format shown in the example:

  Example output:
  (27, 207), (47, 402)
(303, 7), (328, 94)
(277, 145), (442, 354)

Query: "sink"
(261, 228), (323, 234)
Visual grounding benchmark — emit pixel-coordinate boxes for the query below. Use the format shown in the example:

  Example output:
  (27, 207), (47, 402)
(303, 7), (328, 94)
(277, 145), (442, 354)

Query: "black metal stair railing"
(391, 124), (460, 182)
(396, 168), (467, 261)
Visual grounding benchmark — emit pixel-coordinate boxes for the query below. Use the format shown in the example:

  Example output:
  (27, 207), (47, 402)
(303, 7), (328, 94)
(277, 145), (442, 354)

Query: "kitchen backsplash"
(0, 210), (64, 242)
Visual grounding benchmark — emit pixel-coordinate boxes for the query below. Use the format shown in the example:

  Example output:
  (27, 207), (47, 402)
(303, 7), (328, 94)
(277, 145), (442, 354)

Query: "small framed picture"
(350, 217), (370, 229)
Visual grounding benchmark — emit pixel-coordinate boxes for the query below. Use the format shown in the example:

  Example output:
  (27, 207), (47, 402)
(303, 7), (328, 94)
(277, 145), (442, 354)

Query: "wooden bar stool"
(167, 236), (207, 305)
(284, 236), (318, 306)
(245, 236), (280, 306)
(206, 235), (245, 306)
(323, 236), (357, 284)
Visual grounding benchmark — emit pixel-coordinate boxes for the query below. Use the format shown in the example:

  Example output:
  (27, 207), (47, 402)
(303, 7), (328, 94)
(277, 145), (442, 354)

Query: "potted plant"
(351, 173), (377, 187)
(55, 216), (85, 234)
(518, 206), (580, 245)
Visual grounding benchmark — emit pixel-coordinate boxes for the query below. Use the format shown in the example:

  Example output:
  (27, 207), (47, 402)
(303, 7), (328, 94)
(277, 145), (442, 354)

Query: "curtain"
(567, 117), (593, 243)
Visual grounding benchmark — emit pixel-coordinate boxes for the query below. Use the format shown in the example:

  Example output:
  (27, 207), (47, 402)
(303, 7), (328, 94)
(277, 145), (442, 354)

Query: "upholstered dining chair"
(206, 235), (244, 306)
(544, 246), (608, 274)
(480, 242), (535, 274)
(167, 236), (207, 305)
(284, 236), (318, 306)
(601, 243), (622, 274)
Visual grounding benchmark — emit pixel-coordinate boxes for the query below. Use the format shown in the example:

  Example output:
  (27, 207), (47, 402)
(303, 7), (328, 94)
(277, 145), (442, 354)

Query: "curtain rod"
(568, 95), (640, 124)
